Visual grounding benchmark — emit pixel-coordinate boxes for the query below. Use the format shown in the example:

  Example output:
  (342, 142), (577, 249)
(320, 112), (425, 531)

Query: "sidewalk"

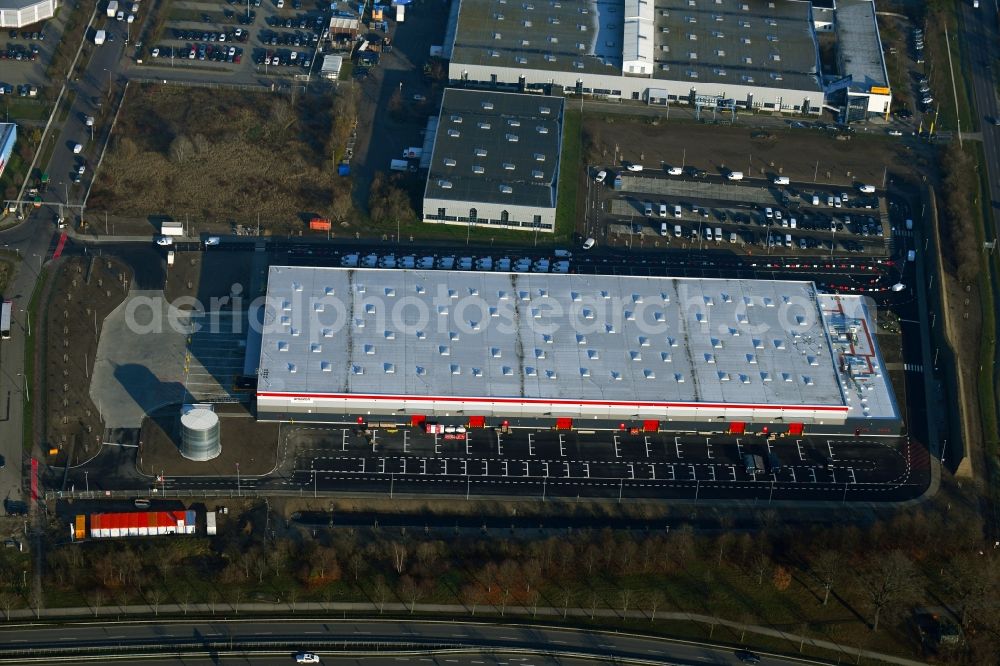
(1, 600), (928, 666)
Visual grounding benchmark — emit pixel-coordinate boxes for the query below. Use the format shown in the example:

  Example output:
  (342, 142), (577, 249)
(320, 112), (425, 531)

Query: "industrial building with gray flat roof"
(447, 0), (825, 114)
(422, 89), (565, 232)
(0, 0), (57, 27)
(256, 266), (900, 435)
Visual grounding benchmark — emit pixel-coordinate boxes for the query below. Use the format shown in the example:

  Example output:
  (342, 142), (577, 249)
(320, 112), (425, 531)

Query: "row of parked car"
(340, 253), (572, 274)
(256, 29), (323, 47)
(265, 13), (327, 30)
(7, 29), (45, 40)
(170, 28), (248, 43)
(655, 223), (866, 253)
(1, 44), (39, 61)
(251, 49), (311, 67)
(0, 84), (36, 96)
(153, 44), (243, 62)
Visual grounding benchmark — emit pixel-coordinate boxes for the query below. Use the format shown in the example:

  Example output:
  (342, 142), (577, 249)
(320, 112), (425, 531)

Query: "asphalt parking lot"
(594, 168), (893, 257)
(145, 0), (330, 77)
(278, 426), (929, 503)
(0, 15), (71, 100)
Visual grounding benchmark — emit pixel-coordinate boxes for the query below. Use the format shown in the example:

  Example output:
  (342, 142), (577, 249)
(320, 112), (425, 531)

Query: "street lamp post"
(236, 462), (241, 497)
(84, 471), (89, 493)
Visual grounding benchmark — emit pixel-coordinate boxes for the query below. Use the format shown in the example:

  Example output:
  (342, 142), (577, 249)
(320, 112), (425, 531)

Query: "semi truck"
(106, 0), (118, 17)
(94, 29), (106, 45)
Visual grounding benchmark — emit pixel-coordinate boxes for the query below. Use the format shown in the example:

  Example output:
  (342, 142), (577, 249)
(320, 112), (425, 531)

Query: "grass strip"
(22, 266), (49, 453)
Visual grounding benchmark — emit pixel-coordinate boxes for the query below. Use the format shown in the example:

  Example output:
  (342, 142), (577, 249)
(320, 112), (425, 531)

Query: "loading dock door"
(788, 422), (804, 436)
(642, 420), (660, 432)
(468, 415), (486, 428)
(410, 415), (426, 428)
(555, 417), (573, 430)
(729, 421), (746, 435)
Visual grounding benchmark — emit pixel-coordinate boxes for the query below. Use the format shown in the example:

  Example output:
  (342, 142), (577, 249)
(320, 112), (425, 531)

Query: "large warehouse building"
(446, 0), (826, 114)
(422, 89), (565, 233)
(0, 0), (57, 27)
(255, 267), (899, 435)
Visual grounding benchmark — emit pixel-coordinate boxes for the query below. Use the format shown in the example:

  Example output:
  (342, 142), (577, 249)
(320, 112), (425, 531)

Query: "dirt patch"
(88, 84), (346, 234)
(138, 403), (279, 477)
(45, 257), (131, 465)
(582, 118), (932, 186)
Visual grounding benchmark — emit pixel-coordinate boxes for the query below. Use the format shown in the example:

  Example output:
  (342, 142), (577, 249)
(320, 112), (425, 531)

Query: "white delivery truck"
(396, 4), (404, 21)
(206, 511), (217, 536)
(94, 29), (106, 45)
(773, 175), (790, 185)
(107, 0), (118, 17)
(160, 220), (184, 236)
(402, 146), (423, 159)
(727, 171), (744, 181)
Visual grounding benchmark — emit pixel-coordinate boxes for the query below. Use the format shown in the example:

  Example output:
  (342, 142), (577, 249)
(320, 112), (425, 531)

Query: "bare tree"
(398, 575), (422, 613)
(460, 582), (483, 616)
(582, 544), (601, 576)
(646, 590), (665, 622)
(148, 589), (162, 616)
(0, 590), (15, 620)
(811, 550), (841, 606)
(180, 588), (191, 616)
(497, 560), (520, 616)
(208, 589), (219, 615)
(526, 588), (541, 618)
(372, 575), (389, 614)
(390, 542), (407, 575)
(620, 588), (634, 617)
(750, 550), (771, 587)
(348, 552), (365, 582)
(168, 135), (194, 163)
(561, 588), (575, 619)
(90, 589), (103, 618)
(857, 550), (919, 632)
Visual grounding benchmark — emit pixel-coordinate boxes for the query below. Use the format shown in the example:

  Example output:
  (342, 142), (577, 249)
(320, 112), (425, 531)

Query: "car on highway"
(77, 164), (86, 175)
(582, 237), (596, 249)
(858, 184), (876, 194)
(734, 649), (761, 664)
(887, 129), (903, 136)
(85, 115), (94, 127)
(73, 143), (82, 154)
(155, 236), (174, 246)
(295, 654), (320, 664)
(0, 454), (4, 469)
(666, 166), (683, 175)
(594, 169), (606, 183)
(204, 237), (220, 246)
(625, 163), (643, 172)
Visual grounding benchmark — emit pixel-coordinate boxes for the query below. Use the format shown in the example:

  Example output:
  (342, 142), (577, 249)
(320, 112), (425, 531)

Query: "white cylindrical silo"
(180, 408), (221, 461)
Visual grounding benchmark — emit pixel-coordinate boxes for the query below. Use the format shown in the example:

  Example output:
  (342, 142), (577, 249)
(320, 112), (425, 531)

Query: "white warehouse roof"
(256, 267), (897, 424)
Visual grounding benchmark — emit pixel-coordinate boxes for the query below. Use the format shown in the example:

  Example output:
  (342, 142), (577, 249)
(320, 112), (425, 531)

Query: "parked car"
(582, 237), (596, 249)
(625, 163), (643, 172)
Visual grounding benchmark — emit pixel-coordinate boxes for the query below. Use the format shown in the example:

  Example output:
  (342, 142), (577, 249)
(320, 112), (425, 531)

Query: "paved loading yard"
(276, 426), (929, 503)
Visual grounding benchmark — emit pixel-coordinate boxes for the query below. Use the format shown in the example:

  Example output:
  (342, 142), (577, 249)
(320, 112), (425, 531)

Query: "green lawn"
(22, 267), (49, 452)
(554, 107), (582, 242)
(1, 98), (50, 122)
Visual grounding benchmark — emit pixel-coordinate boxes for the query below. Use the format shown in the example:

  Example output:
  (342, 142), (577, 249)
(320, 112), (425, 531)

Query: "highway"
(0, 618), (850, 666)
